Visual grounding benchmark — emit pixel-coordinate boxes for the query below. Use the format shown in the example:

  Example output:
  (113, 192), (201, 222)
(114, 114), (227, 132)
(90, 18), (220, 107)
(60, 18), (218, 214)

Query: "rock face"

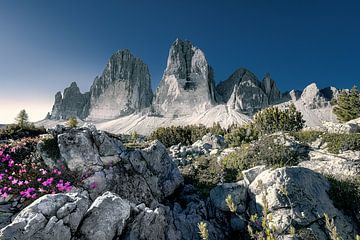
(275, 83), (339, 127)
(261, 73), (281, 104)
(80, 192), (131, 240)
(299, 83), (337, 109)
(49, 50), (152, 121)
(87, 49), (153, 120)
(248, 167), (357, 239)
(0, 191), (90, 240)
(50, 82), (90, 120)
(322, 117), (360, 134)
(216, 69), (281, 115)
(154, 39), (216, 117)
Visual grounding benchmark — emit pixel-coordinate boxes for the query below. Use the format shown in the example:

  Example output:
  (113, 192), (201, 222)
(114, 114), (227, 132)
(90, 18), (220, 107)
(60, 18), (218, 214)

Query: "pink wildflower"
(42, 177), (54, 187)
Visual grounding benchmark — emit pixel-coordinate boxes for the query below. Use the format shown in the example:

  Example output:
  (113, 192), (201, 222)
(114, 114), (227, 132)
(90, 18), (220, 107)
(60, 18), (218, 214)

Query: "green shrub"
(0, 124), (46, 140)
(291, 131), (322, 144)
(221, 135), (299, 181)
(181, 155), (221, 197)
(322, 133), (360, 154)
(149, 124), (225, 148)
(15, 109), (30, 129)
(333, 86), (360, 122)
(224, 125), (258, 147)
(66, 117), (78, 128)
(327, 176), (360, 218)
(253, 104), (304, 134)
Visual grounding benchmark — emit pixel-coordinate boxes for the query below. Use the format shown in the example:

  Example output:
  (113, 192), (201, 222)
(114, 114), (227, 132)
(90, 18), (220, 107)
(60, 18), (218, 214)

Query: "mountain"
(154, 39), (216, 117)
(49, 82), (90, 120)
(49, 50), (153, 120)
(87, 49), (153, 120)
(276, 83), (338, 127)
(45, 39), (339, 134)
(216, 69), (281, 115)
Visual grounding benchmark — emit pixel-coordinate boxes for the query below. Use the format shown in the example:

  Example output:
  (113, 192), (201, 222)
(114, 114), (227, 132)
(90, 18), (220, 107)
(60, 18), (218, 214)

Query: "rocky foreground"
(0, 122), (359, 239)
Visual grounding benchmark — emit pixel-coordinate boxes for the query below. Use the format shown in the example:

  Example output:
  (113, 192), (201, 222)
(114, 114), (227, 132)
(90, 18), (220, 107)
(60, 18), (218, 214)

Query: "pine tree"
(15, 109), (29, 129)
(67, 117), (78, 128)
(333, 86), (360, 122)
(253, 104), (304, 134)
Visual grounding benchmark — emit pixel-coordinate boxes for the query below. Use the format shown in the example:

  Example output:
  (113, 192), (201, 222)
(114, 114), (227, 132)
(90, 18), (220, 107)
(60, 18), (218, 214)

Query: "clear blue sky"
(0, 0), (359, 123)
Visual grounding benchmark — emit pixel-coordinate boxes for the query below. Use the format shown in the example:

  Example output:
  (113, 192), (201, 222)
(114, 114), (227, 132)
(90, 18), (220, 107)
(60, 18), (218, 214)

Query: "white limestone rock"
(154, 39), (216, 117)
(216, 68), (270, 115)
(87, 49), (153, 120)
(50, 82), (90, 120)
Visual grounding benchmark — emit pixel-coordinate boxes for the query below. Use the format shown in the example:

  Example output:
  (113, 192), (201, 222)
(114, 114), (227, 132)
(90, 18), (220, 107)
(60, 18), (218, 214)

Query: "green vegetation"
(197, 222), (209, 240)
(130, 130), (139, 143)
(333, 86), (360, 122)
(149, 123), (226, 148)
(291, 131), (360, 154)
(180, 155), (221, 197)
(224, 104), (304, 148)
(222, 135), (298, 181)
(224, 124), (258, 147)
(252, 104), (304, 134)
(324, 213), (341, 240)
(0, 124), (46, 140)
(66, 117), (78, 128)
(323, 133), (360, 154)
(291, 130), (322, 144)
(327, 176), (360, 218)
(15, 109), (30, 128)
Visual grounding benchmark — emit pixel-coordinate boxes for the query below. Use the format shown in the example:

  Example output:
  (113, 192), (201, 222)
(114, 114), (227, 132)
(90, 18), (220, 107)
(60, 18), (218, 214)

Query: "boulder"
(57, 128), (104, 174)
(248, 167), (357, 239)
(299, 150), (360, 178)
(209, 180), (247, 213)
(0, 191), (90, 240)
(80, 192), (131, 240)
(242, 165), (266, 185)
(323, 118), (360, 134)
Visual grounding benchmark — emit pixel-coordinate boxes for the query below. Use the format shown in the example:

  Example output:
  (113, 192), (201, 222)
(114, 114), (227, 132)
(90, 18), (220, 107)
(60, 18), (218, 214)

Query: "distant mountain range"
(38, 39), (339, 134)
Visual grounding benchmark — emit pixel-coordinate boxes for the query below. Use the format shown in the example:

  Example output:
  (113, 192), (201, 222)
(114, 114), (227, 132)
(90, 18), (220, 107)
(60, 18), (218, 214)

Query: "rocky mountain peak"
(261, 73), (281, 104)
(299, 83), (336, 109)
(49, 82), (90, 120)
(154, 39), (216, 117)
(216, 68), (269, 115)
(86, 49), (153, 120)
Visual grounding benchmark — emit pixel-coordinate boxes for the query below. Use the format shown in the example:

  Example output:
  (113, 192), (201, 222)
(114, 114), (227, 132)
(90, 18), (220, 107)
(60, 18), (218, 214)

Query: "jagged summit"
(87, 49), (153, 120)
(50, 81), (90, 120)
(216, 68), (281, 114)
(46, 39), (339, 133)
(154, 39), (216, 117)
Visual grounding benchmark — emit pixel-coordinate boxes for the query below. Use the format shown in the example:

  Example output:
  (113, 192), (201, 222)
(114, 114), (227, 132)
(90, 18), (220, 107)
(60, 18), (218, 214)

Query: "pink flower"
(8, 160), (14, 167)
(11, 179), (18, 185)
(20, 187), (36, 198)
(42, 177), (54, 187)
(56, 180), (72, 192)
(0, 173), (3, 180)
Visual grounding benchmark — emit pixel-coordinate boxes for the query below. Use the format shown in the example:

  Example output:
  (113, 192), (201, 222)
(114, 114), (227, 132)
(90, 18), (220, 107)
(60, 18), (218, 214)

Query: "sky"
(0, 0), (359, 123)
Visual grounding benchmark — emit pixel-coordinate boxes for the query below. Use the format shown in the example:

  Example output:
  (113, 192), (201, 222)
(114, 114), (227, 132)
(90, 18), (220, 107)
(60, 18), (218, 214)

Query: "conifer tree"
(15, 109), (29, 129)
(333, 86), (360, 122)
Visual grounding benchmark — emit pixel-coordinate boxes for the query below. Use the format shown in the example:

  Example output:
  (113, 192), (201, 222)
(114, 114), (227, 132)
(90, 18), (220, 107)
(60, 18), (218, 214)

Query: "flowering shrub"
(0, 137), (76, 206)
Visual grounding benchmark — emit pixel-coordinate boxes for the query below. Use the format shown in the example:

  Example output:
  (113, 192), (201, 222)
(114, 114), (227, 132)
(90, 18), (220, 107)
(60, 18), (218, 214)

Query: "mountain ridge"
(44, 39), (339, 134)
